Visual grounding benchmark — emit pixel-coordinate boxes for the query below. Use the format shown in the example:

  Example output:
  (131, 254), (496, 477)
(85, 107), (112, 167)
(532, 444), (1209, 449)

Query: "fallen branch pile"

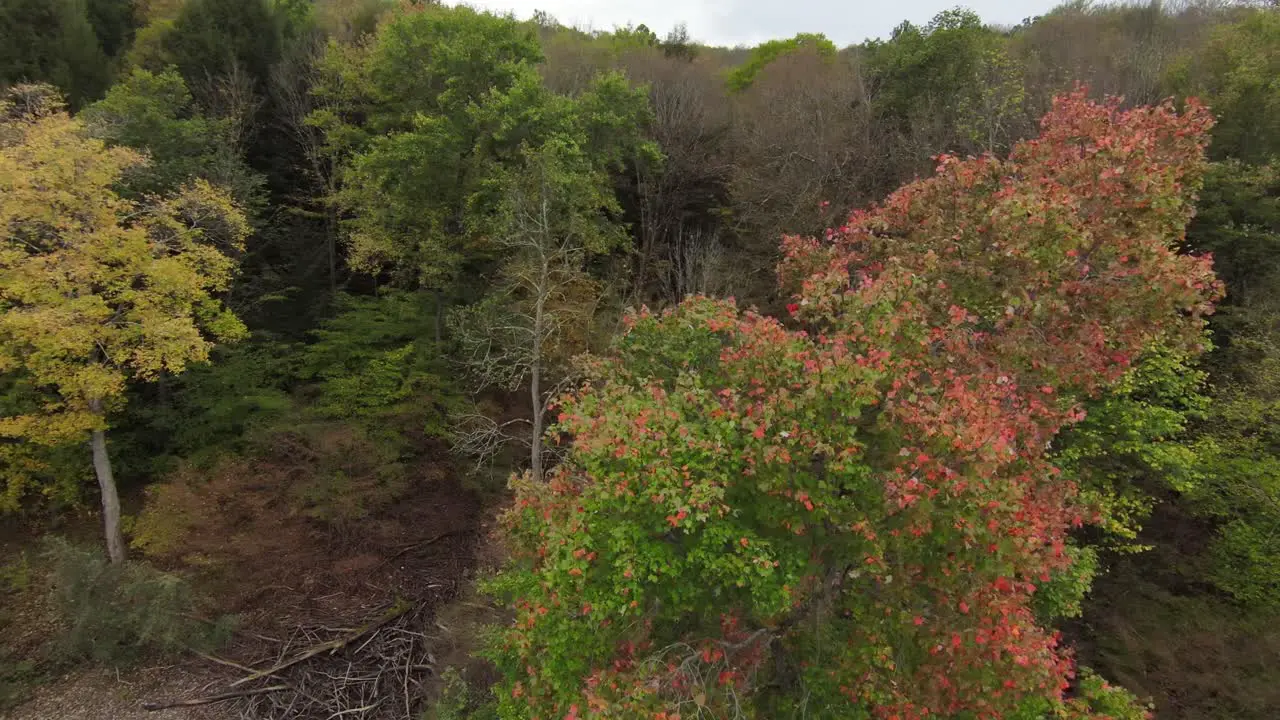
(144, 599), (444, 719)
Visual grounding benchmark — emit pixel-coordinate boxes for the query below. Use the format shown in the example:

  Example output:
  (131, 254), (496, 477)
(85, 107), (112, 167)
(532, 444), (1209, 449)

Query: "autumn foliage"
(484, 90), (1221, 720)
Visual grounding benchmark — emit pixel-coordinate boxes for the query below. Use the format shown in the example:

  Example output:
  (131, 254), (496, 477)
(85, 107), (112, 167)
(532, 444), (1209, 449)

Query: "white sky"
(451, 1), (1068, 47)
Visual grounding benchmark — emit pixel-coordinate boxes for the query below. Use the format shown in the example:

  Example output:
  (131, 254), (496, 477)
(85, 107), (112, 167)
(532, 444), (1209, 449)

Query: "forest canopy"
(1, 2), (1279, 720)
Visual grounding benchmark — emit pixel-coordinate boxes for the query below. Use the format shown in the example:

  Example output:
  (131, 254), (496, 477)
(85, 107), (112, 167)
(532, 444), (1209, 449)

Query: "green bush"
(304, 290), (463, 436)
(43, 538), (234, 664)
(0, 652), (37, 711)
(424, 667), (498, 720)
(1067, 668), (1153, 720)
(0, 551), (40, 710)
(112, 334), (299, 480)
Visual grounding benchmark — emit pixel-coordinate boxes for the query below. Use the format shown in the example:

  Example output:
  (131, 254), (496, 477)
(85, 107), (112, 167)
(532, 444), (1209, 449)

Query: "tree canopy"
(486, 90), (1218, 720)
(2, 3), (1280, 719)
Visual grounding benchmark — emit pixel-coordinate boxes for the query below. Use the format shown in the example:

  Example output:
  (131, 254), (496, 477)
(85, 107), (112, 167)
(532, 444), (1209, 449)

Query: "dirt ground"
(2, 453), (486, 720)
(8, 665), (232, 720)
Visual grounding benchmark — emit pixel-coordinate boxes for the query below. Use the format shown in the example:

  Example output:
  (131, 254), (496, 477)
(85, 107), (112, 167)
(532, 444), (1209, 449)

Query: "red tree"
(485, 89), (1220, 720)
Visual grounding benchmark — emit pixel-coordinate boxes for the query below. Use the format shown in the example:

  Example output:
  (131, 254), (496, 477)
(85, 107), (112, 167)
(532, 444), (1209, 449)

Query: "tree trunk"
(326, 207), (338, 294)
(529, 196), (548, 481)
(433, 289), (444, 345)
(530, 356), (542, 481)
(88, 401), (126, 564)
(529, 268), (544, 480)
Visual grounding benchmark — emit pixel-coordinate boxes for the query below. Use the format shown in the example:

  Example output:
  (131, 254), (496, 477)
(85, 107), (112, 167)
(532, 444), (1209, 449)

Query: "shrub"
(284, 423), (409, 528)
(303, 290), (463, 436)
(132, 419), (413, 561)
(0, 551), (40, 710)
(43, 538), (233, 664)
(0, 652), (37, 711)
(425, 667), (499, 720)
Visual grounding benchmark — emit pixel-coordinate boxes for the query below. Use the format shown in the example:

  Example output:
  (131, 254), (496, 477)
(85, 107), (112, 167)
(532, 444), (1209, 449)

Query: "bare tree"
(657, 224), (726, 301)
(1012, 1), (1224, 110)
(201, 60), (263, 150)
(449, 140), (623, 478)
(617, 48), (734, 305)
(726, 48), (884, 302)
(539, 33), (618, 96)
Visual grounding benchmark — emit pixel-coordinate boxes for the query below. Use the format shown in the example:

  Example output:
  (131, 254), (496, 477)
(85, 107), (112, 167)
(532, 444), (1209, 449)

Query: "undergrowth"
(43, 537), (234, 664)
(0, 651), (38, 712)
(1084, 573), (1280, 720)
(0, 551), (41, 710)
(424, 667), (498, 720)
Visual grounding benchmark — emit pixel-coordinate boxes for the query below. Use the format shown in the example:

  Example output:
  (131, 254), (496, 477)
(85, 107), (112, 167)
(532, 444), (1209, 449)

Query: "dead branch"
(230, 601), (413, 688)
(143, 685), (289, 711)
(381, 530), (463, 567)
(193, 650), (260, 675)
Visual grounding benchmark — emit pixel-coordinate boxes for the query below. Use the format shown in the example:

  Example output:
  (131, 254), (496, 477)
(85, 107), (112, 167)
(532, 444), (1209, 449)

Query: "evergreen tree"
(0, 0), (110, 106)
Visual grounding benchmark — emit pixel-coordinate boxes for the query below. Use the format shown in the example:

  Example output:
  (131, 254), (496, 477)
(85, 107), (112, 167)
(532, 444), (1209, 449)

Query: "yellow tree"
(0, 85), (248, 564)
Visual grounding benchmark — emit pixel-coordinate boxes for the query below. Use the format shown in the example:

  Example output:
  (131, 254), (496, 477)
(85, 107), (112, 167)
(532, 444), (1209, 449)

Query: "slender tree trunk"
(325, 167), (340, 294)
(530, 259), (546, 480)
(529, 192), (551, 481)
(88, 400), (126, 564)
(326, 207), (337, 294)
(434, 289), (444, 344)
(634, 163), (654, 299)
(530, 354), (542, 481)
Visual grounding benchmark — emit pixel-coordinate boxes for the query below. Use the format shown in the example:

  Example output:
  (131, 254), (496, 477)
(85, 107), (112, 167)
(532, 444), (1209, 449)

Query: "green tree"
(84, 0), (138, 58)
(726, 32), (836, 92)
(864, 9), (1030, 169)
(1168, 9), (1280, 163)
(1054, 345), (1209, 552)
(1184, 160), (1280, 310)
(660, 23), (697, 61)
(321, 5), (655, 476)
(316, 4), (546, 318)
(317, 3), (543, 141)
(0, 0), (110, 106)
(606, 23), (659, 49)
(1181, 159), (1280, 608)
(155, 0), (285, 95)
(301, 290), (459, 433)
(955, 43), (1028, 155)
(450, 138), (628, 479)
(81, 67), (265, 205)
(322, 5), (653, 307)
(0, 87), (248, 564)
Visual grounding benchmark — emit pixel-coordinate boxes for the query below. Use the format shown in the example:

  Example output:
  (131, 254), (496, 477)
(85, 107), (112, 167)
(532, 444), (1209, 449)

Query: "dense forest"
(2, 1), (1279, 719)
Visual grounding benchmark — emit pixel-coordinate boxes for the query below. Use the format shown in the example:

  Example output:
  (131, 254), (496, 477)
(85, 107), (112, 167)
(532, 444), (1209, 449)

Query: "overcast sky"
(452, 1), (1067, 47)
